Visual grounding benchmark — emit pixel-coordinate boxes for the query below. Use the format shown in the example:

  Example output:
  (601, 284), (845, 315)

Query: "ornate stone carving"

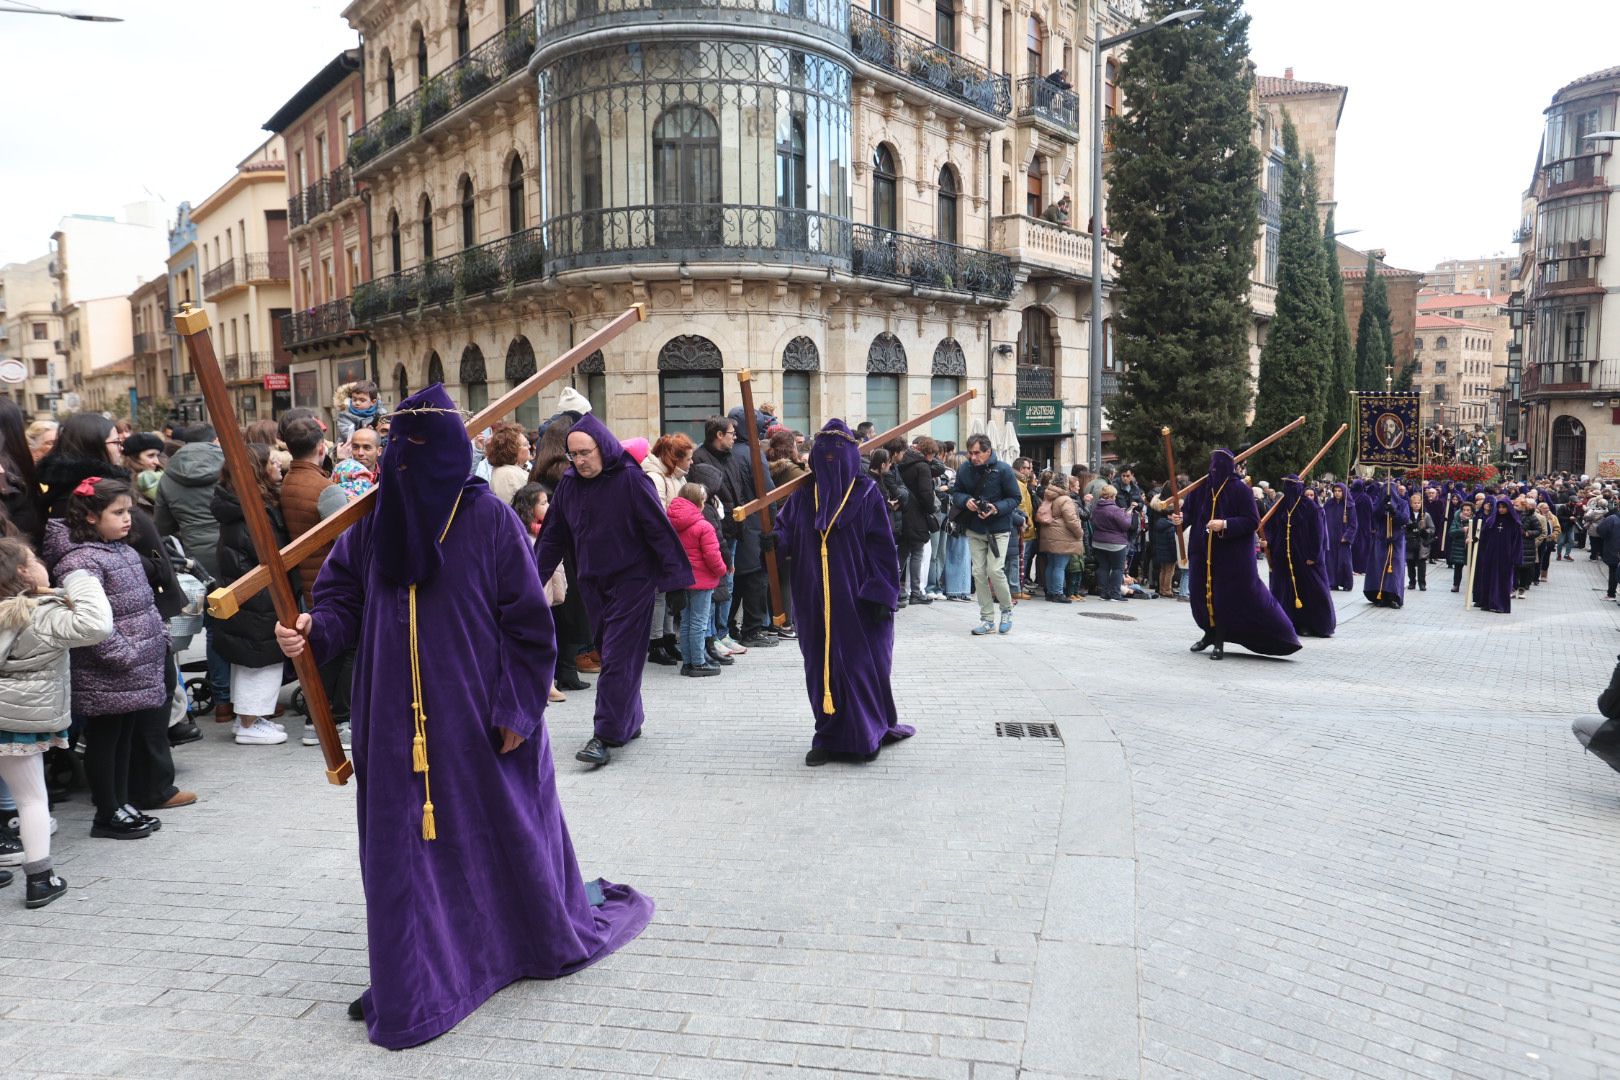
(657, 334), (722, 371)
(783, 336), (819, 372)
(932, 338), (967, 377)
(867, 332), (907, 374)
(458, 343), (487, 384)
(577, 349), (605, 374)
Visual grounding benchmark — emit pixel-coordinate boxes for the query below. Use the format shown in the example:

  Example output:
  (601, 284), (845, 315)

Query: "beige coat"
(1036, 487), (1086, 556)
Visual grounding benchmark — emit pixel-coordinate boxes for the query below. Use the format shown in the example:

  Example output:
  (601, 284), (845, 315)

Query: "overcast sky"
(0, 0), (1613, 275)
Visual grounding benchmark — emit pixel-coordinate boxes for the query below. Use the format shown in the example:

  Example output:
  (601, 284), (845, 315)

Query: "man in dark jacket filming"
(951, 434), (1022, 636)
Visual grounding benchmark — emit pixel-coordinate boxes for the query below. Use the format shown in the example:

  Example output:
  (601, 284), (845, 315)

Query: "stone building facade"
(1411, 314), (1495, 431)
(1423, 256), (1515, 297)
(1339, 242), (1423, 379)
(128, 276), (170, 416)
(0, 254), (64, 419)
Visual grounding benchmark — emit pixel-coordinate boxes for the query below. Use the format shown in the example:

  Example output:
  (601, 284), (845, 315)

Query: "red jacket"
(668, 496), (727, 590)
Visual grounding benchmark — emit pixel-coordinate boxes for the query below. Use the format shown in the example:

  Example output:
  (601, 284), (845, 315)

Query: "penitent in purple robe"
(1424, 486), (1447, 559)
(1263, 475), (1336, 638)
(1471, 496), (1521, 614)
(1362, 480), (1410, 607)
(1324, 483), (1357, 590)
(1182, 450), (1300, 656)
(774, 420), (914, 757)
(1350, 479), (1374, 573)
(537, 415), (693, 746)
(307, 384), (651, 1050)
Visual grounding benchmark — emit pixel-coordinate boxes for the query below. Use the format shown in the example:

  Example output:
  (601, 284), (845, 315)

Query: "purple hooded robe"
(1471, 496), (1521, 613)
(775, 420), (915, 756)
(1350, 479), (1375, 573)
(1181, 450), (1301, 656)
(1263, 475), (1336, 638)
(1325, 482), (1357, 590)
(1424, 485), (1447, 559)
(305, 384), (652, 1050)
(1362, 480), (1411, 607)
(537, 414), (693, 746)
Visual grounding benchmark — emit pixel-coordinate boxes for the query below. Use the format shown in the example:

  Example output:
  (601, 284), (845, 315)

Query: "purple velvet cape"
(537, 414), (693, 744)
(1471, 497), (1521, 613)
(307, 386), (651, 1050)
(774, 420), (914, 755)
(1263, 476), (1336, 638)
(1181, 451), (1300, 656)
(1324, 483), (1357, 589)
(1362, 480), (1411, 607)
(1350, 480), (1375, 573)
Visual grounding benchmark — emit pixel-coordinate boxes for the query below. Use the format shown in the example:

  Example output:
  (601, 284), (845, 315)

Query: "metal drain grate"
(1078, 611), (1136, 621)
(996, 722), (1063, 741)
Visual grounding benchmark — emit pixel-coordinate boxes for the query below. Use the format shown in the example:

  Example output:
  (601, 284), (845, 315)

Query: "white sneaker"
(301, 722), (319, 747)
(719, 636), (747, 655)
(234, 718), (288, 746)
(338, 723), (351, 751)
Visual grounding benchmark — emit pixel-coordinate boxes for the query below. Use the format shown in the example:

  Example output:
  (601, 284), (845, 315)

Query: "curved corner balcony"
(852, 224), (1016, 302)
(533, 0), (850, 66)
(1014, 75), (1079, 141)
(351, 229), (546, 325)
(850, 8), (1010, 123)
(347, 12), (537, 175)
(544, 204), (850, 276)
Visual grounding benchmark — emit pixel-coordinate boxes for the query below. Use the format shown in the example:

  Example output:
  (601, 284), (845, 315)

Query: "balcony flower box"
(379, 109), (412, 150)
(505, 232), (546, 282)
(458, 247), (503, 295)
(456, 61), (495, 100)
(419, 263), (455, 307)
(502, 23), (536, 76)
(418, 82), (452, 129)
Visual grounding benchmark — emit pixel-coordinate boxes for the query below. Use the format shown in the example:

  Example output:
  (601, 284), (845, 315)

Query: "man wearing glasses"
(950, 434), (1022, 635)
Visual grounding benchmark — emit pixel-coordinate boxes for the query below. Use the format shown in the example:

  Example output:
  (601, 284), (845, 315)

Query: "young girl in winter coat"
(668, 482), (728, 678)
(511, 483), (569, 703)
(43, 478), (170, 840)
(0, 537), (113, 906)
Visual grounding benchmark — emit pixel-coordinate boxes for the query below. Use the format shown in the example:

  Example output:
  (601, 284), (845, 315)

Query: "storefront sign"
(1015, 398), (1064, 436)
(1596, 452), (1620, 479)
(262, 373), (290, 391)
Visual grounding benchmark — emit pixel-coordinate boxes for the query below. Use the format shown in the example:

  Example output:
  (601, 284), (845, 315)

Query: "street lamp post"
(1088, 8), (1201, 470)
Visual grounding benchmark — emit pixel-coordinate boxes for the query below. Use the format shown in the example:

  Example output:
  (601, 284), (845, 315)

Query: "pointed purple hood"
(810, 419), (864, 531)
(1208, 449), (1237, 486)
(375, 383), (472, 586)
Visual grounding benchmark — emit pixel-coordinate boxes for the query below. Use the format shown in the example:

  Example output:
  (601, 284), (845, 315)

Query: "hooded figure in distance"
(1262, 474), (1336, 638)
(282, 383), (653, 1049)
(1350, 478), (1374, 574)
(1362, 479), (1411, 608)
(774, 419), (914, 765)
(537, 414), (693, 766)
(1471, 495), (1521, 613)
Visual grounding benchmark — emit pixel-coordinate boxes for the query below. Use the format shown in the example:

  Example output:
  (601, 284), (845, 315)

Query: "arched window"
(937, 165), (959, 245)
(414, 24), (428, 83)
(427, 352), (445, 386)
(1436, 336), (1448, 348)
(865, 333), (907, 430)
(1027, 156), (1044, 218)
(393, 362), (410, 404)
(1414, 337), (1424, 351)
(657, 335), (723, 443)
(459, 175), (476, 249)
(782, 335), (819, 434)
(653, 105), (721, 244)
(507, 156), (525, 234)
(580, 120), (602, 251)
(1017, 307), (1054, 398)
(382, 48), (396, 107)
(420, 196), (434, 261)
(873, 143), (898, 232)
(455, 0), (470, 57)
(931, 339), (966, 444)
(459, 344), (488, 413)
(1026, 16), (1042, 77)
(506, 336), (539, 429)
(388, 211), (401, 273)
(575, 349), (607, 418)
(1552, 415), (1586, 474)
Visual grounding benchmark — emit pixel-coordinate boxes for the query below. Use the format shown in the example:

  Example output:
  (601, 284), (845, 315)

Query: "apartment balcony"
(289, 165), (357, 229)
(546, 203), (850, 276)
(990, 214), (1093, 280)
(202, 258), (238, 298)
(1100, 369), (1123, 401)
(167, 373), (198, 398)
(1511, 224), (1533, 245)
(1014, 76), (1079, 142)
(1250, 280), (1278, 318)
(133, 330), (165, 357)
(850, 8), (1010, 124)
(281, 299), (359, 350)
(535, 0), (847, 57)
(348, 11), (536, 175)
(851, 223), (1016, 302)
(352, 227), (546, 325)
(203, 253), (290, 299)
(220, 352), (275, 383)
(1016, 363), (1055, 399)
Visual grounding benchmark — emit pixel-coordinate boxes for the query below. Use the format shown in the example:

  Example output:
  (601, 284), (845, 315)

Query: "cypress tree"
(1102, 0), (1260, 472)
(1322, 207), (1355, 478)
(1354, 252), (1395, 392)
(1247, 118), (1332, 483)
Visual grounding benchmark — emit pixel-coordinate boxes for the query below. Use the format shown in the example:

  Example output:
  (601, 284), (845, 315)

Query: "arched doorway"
(866, 332), (907, 431)
(426, 351), (444, 388)
(930, 338), (966, 445)
(459, 344), (488, 413)
(1551, 415), (1585, 474)
(392, 362), (409, 406)
(506, 336), (539, 429)
(657, 335), (722, 442)
(782, 335), (819, 434)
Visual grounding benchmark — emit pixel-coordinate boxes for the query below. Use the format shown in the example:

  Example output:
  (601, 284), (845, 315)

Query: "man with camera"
(951, 434), (1023, 636)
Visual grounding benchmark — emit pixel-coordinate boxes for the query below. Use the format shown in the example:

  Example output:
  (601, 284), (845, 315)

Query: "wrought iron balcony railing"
(289, 164), (357, 227)
(1015, 75), (1079, 138)
(850, 9), (1010, 119)
(221, 352), (275, 382)
(244, 252), (290, 283)
(1260, 192), (1281, 226)
(133, 330), (162, 356)
(1016, 363), (1054, 399)
(352, 228), (546, 324)
(1100, 369), (1122, 400)
(537, 0), (847, 47)
(545, 204), (850, 274)
(349, 10), (536, 171)
(852, 223), (1016, 301)
(202, 258), (239, 298)
(281, 298), (357, 349)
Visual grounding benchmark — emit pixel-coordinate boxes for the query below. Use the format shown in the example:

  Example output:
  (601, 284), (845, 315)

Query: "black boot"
(25, 868), (67, 909)
(648, 638), (678, 666)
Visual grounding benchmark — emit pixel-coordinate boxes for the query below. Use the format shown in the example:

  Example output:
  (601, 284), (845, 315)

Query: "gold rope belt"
(408, 491), (463, 842)
(1204, 479), (1229, 627)
(813, 479), (857, 715)
(1285, 503), (1302, 609)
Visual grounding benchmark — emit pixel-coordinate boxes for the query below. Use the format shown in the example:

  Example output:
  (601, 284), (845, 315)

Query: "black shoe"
(1189, 634), (1211, 653)
(705, 639), (736, 666)
(1210, 641), (1225, 660)
(738, 632), (779, 649)
(348, 996), (366, 1021)
(25, 870), (66, 909)
(771, 624), (797, 639)
(647, 640), (679, 666)
(0, 868), (9, 888)
(168, 719), (203, 747)
(575, 738), (611, 766)
(680, 663), (720, 678)
(555, 673), (591, 691)
(90, 808), (151, 840)
(123, 804), (160, 832)
(805, 747), (831, 767)
(909, 593), (933, 605)
(0, 831), (21, 868)
(896, 597), (908, 609)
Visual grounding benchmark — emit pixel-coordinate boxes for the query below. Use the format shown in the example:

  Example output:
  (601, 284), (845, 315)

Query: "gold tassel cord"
(814, 479), (858, 716)
(1204, 479), (1228, 628)
(1285, 503), (1302, 610)
(1378, 505), (1394, 600)
(407, 492), (463, 842)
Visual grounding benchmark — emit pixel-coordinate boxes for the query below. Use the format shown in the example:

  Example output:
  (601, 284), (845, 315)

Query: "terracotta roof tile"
(1416, 314), (1490, 332)
(1257, 74), (1347, 98)
(1418, 293), (1509, 311)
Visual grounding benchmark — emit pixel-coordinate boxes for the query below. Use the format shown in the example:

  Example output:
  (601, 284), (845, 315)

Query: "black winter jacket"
(206, 486), (295, 668)
(897, 451), (936, 545)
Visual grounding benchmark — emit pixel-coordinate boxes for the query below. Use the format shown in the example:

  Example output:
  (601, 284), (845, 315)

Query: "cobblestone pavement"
(2, 556), (1617, 1079)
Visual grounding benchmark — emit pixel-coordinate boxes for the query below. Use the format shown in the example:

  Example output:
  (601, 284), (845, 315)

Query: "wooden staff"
(172, 305), (353, 786)
(1160, 426), (1186, 566)
(735, 370), (787, 627)
(1172, 416), (1307, 502)
(211, 304), (646, 616)
(1258, 423), (1349, 533)
(733, 388), (976, 521)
